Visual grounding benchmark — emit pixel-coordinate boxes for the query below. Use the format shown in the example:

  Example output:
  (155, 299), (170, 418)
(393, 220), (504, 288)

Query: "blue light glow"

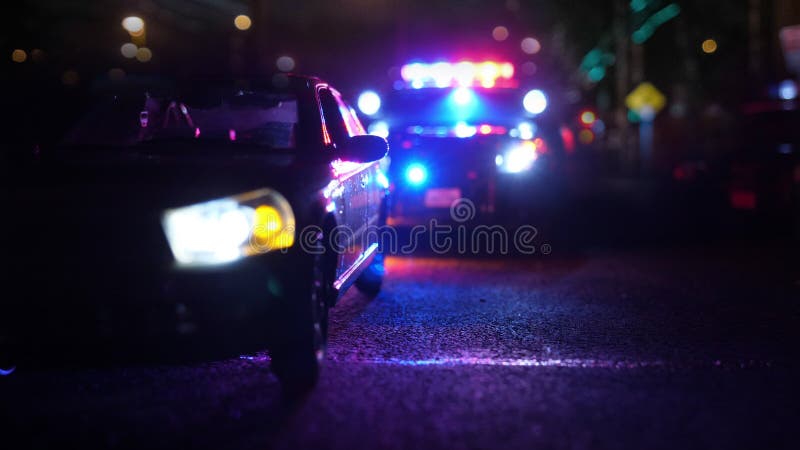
(453, 87), (475, 106)
(376, 170), (390, 189)
(405, 163), (428, 186)
(778, 79), (798, 101)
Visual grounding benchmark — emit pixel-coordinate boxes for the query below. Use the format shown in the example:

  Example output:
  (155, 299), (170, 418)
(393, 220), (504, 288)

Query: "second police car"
(357, 60), (568, 224)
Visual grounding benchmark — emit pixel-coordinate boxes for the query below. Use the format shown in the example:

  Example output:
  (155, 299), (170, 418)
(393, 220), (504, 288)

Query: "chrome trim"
(333, 242), (379, 293)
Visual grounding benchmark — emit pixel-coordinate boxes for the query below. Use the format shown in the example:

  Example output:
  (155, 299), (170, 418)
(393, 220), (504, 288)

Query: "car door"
(317, 86), (382, 281)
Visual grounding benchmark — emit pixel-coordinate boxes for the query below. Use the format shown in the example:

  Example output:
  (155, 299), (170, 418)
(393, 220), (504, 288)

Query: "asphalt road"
(2, 241), (798, 450)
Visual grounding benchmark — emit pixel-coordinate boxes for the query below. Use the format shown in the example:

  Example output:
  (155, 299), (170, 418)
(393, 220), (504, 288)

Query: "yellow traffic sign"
(625, 82), (666, 115)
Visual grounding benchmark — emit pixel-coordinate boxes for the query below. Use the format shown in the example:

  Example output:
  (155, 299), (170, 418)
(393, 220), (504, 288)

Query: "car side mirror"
(337, 135), (388, 162)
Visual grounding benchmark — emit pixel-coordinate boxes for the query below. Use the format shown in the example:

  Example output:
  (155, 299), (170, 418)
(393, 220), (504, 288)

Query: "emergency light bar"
(400, 61), (516, 89)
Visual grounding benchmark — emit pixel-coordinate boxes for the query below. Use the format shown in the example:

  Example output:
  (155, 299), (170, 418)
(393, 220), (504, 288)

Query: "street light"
(234, 15), (252, 31)
(121, 16), (145, 34)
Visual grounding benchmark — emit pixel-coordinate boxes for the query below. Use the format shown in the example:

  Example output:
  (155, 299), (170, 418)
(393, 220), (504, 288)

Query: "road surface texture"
(2, 242), (798, 450)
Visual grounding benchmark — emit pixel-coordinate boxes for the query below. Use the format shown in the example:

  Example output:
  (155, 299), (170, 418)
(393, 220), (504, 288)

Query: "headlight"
(496, 141), (538, 174)
(523, 89), (547, 115)
(162, 188), (295, 267)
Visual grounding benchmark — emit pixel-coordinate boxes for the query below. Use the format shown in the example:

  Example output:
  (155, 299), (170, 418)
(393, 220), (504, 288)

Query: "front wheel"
(354, 252), (385, 297)
(270, 246), (332, 395)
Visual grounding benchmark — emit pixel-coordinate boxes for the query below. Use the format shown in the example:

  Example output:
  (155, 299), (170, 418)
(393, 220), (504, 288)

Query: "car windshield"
(384, 88), (531, 126)
(65, 85), (299, 150)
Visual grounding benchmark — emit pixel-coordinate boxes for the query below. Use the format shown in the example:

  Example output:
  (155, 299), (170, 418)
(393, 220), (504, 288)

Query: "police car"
(357, 60), (566, 223)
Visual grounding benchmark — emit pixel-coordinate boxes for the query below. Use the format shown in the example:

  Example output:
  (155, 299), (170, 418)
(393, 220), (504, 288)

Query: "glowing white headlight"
(357, 91), (381, 116)
(497, 141), (538, 173)
(523, 89), (547, 115)
(162, 189), (295, 267)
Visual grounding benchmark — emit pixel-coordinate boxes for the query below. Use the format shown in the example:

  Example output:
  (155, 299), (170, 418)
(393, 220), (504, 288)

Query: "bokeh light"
(521, 37), (541, 55)
(701, 39), (718, 54)
(778, 79), (798, 101)
(578, 129), (595, 144)
(121, 16), (145, 34)
(276, 55), (295, 72)
(135, 47), (152, 62)
(580, 111), (597, 126)
(234, 15), (252, 31)
(11, 49), (27, 63)
(492, 26), (509, 42)
(121, 43), (138, 58)
(357, 91), (381, 116)
(453, 87), (475, 106)
(523, 89), (548, 115)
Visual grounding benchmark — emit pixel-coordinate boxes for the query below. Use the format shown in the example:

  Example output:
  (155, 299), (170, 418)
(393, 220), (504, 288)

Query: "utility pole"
(614, 0), (632, 173)
(251, 0), (269, 75)
(748, 0), (763, 78)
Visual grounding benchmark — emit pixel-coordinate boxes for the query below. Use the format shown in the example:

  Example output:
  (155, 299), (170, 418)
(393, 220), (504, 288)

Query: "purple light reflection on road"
(350, 356), (667, 369)
(237, 353), (774, 370)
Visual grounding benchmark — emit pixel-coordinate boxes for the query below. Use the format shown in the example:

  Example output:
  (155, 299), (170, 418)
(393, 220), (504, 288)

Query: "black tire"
(354, 252), (385, 297)
(270, 234), (332, 396)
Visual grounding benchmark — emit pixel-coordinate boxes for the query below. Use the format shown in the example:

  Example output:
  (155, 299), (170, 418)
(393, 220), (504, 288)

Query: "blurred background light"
(135, 47), (152, 62)
(431, 62), (453, 88)
(120, 43), (138, 58)
(234, 15), (252, 31)
(501, 141), (538, 173)
(357, 91), (381, 115)
(580, 110), (597, 126)
(276, 55), (295, 72)
(523, 89), (547, 115)
(121, 16), (144, 34)
(778, 80), (798, 100)
(492, 26), (509, 41)
(405, 164), (428, 186)
(11, 49), (27, 63)
(368, 120), (389, 139)
(520, 37), (541, 55)
(478, 62), (499, 87)
(579, 129), (596, 144)
(454, 121), (477, 138)
(517, 122), (535, 140)
(453, 62), (476, 86)
(701, 39), (718, 54)
(500, 63), (514, 79)
(453, 87), (475, 106)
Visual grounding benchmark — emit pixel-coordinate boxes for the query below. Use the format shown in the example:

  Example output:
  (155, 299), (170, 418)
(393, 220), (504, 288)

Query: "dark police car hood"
(4, 145), (330, 273)
(7, 145), (328, 210)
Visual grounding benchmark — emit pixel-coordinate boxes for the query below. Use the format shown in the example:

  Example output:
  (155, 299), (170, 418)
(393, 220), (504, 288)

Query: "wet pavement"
(2, 244), (799, 449)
